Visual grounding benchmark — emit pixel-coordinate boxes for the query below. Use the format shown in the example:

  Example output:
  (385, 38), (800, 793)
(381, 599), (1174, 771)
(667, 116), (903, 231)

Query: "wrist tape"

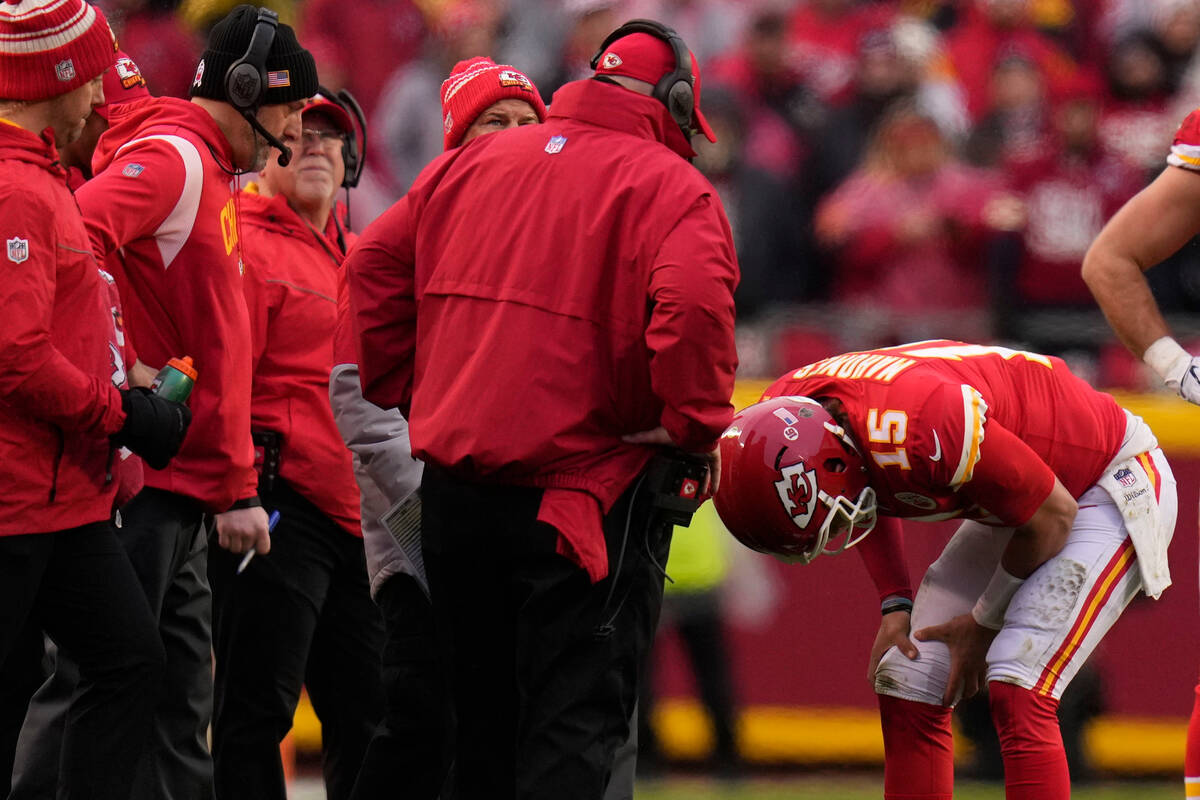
(1143, 336), (1190, 383)
(971, 566), (1025, 630)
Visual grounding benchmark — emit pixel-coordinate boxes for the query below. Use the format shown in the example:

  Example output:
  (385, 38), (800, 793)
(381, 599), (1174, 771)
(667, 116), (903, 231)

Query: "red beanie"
(0, 0), (116, 101)
(440, 57), (547, 150)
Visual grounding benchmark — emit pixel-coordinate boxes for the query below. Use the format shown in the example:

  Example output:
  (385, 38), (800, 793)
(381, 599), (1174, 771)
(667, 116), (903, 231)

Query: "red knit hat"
(439, 57), (547, 150)
(0, 0), (116, 101)
(94, 50), (150, 120)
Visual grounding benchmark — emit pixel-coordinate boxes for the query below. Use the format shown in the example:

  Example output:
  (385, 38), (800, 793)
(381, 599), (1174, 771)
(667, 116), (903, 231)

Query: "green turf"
(632, 776), (1181, 799)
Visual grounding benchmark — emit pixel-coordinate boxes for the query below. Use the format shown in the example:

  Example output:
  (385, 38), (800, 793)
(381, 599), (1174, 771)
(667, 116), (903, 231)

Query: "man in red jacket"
(12, 7), (317, 800)
(347, 20), (738, 798)
(0, 2), (190, 798)
(207, 90), (381, 800)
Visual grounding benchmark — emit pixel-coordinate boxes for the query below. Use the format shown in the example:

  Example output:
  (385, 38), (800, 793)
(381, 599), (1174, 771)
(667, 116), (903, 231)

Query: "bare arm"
(1002, 475), (1076, 579)
(1082, 166), (1200, 357)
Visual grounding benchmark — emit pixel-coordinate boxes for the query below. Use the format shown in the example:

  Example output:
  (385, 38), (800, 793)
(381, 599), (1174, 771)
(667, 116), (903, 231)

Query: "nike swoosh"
(930, 430), (942, 462)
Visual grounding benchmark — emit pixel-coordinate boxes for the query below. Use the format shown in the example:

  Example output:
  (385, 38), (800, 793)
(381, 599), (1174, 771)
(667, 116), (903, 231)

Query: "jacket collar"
(547, 78), (696, 160)
(0, 120), (64, 175)
(240, 185), (346, 258)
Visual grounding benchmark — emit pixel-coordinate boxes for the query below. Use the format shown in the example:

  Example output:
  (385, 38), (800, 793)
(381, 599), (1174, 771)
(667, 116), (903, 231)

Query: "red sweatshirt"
(0, 121), (127, 534)
(77, 97), (257, 512)
(240, 188), (360, 536)
(348, 79), (739, 579)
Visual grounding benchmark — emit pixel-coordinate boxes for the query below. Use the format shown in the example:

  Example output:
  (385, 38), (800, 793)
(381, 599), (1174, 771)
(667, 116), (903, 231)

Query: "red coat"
(77, 97), (258, 513)
(240, 189), (360, 536)
(348, 79), (739, 579)
(0, 122), (127, 535)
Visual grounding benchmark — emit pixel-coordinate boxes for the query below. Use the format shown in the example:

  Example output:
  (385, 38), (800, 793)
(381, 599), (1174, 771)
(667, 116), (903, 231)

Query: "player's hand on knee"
(868, 610), (919, 684)
(913, 613), (998, 706)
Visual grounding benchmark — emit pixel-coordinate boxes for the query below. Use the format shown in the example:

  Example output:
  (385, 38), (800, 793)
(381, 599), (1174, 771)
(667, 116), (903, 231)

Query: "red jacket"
(77, 97), (257, 512)
(240, 188), (361, 536)
(348, 79), (739, 578)
(0, 121), (127, 534)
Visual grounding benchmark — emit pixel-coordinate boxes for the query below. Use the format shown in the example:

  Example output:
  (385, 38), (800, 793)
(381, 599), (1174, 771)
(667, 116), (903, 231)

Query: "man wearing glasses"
(207, 91), (384, 800)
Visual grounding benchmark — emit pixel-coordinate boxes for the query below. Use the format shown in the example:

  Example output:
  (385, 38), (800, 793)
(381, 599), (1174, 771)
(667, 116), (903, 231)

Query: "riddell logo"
(601, 52), (622, 69)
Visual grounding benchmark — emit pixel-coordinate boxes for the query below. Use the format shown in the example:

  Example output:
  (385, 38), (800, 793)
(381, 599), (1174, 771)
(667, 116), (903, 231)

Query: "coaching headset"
(315, 85), (367, 189)
(590, 19), (696, 141)
(224, 7), (293, 166)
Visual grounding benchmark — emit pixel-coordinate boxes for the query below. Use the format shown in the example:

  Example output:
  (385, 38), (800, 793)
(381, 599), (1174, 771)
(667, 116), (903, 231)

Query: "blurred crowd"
(98, 0), (1200, 384)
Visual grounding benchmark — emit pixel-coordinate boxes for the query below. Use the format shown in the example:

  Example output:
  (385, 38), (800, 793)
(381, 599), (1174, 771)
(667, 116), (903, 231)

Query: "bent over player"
(715, 340), (1177, 799)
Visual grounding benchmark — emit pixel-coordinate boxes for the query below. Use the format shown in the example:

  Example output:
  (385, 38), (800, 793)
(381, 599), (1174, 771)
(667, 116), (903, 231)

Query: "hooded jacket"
(75, 97), (257, 513)
(0, 121), (127, 534)
(239, 188), (360, 536)
(348, 78), (739, 580)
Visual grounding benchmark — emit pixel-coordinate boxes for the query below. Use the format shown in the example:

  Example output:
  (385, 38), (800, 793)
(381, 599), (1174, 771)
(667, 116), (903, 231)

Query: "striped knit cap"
(0, 0), (115, 101)
(440, 57), (546, 150)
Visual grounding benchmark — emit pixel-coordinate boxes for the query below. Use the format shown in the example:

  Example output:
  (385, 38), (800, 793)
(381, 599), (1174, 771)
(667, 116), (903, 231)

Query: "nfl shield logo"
(544, 135), (567, 155)
(1114, 468), (1136, 487)
(7, 237), (28, 264)
(55, 59), (76, 82)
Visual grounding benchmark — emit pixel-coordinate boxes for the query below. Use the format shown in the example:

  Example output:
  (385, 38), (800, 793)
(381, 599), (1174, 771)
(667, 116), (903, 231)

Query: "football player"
(1082, 106), (1200, 798)
(715, 340), (1177, 800)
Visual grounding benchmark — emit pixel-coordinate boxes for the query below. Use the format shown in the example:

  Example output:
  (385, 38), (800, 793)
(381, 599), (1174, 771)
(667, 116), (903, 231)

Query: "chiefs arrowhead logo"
(775, 463), (818, 529)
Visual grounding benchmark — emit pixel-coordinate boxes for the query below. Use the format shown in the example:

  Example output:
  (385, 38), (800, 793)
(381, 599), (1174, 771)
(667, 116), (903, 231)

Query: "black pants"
(209, 480), (384, 800)
(12, 489), (211, 800)
(0, 521), (164, 800)
(348, 573), (453, 800)
(421, 465), (672, 800)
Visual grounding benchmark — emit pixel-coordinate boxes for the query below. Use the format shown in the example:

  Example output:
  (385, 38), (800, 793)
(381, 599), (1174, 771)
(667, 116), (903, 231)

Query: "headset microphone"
(240, 108), (292, 167)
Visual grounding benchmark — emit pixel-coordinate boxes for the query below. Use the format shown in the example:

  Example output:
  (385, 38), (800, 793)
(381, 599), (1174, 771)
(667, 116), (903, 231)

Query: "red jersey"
(764, 340), (1127, 526)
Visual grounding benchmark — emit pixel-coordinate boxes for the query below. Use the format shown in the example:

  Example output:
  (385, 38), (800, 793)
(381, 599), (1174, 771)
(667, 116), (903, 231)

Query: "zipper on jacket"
(47, 429), (65, 503)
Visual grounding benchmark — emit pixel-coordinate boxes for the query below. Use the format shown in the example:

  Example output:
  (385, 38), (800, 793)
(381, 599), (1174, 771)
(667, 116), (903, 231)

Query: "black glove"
(111, 387), (192, 470)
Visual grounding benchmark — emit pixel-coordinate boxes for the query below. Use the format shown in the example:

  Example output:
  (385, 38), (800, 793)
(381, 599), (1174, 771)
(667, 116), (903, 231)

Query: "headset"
(316, 85), (367, 189)
(224, 7), (293, 167)
(590, 19), (695, 140)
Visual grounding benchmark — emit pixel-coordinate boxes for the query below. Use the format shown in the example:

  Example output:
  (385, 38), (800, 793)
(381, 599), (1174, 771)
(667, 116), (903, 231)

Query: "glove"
(1143, 337), (1200, 405)
(110, 387), (192, 470)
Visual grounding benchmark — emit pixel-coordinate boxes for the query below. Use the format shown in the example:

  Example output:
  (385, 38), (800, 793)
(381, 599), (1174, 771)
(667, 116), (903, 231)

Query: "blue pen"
(236, 509), (280, 574)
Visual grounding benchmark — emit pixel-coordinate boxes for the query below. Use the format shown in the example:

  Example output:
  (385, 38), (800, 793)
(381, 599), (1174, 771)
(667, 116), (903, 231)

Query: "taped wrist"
(971, 566), (1025, 630)
(1143, 336), (1191, 385)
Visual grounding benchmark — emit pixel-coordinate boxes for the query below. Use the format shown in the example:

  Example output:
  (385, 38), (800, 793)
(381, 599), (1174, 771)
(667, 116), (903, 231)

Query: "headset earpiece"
(591, 19), (695, 139)
(224, 8), (278, 113)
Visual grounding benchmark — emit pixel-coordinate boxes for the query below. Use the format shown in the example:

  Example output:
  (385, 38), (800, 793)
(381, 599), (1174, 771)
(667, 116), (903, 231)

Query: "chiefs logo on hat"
(497, 69), (533, 91)
(601, 52), (622, 69)
(115, 57), (145, 90)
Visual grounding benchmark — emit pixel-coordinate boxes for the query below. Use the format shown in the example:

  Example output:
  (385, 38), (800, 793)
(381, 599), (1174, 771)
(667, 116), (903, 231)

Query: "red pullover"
(0, 121), (127, 534)
(76, 97), (257, 512)
(240, 188), (360, 536)
(348, 79), (739, 579)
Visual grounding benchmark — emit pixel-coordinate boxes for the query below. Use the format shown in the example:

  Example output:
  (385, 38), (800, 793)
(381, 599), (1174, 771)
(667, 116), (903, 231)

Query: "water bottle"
(151, 356), (197, 403)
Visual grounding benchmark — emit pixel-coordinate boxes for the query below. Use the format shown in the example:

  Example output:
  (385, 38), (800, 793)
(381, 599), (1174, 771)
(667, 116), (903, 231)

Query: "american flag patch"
(266, 70), (290, 88)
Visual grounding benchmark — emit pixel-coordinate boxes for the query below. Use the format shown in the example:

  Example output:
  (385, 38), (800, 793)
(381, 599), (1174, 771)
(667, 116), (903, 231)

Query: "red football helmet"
(713, 396), (877, 563)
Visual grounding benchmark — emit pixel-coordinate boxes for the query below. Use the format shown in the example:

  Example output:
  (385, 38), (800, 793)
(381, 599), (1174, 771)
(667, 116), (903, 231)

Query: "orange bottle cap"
(166, 356), (198, 380)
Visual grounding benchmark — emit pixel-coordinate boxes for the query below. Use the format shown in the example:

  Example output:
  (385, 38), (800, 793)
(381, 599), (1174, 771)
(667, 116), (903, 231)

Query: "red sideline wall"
(657, 450), (1199, 718)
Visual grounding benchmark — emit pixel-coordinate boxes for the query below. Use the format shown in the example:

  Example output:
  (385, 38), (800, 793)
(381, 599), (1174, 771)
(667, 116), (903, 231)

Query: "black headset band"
(244, 8), (277, 78)
(590, 19), (695, 136)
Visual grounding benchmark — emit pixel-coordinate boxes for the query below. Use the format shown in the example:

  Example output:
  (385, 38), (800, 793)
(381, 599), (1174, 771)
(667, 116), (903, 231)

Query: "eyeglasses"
(297, 128), (346, 149)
